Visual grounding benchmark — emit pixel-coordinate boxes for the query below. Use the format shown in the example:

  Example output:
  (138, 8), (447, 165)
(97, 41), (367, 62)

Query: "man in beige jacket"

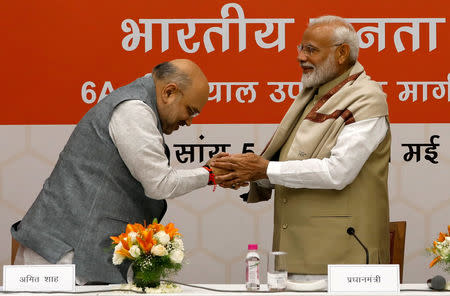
(212, 16), (390, 283)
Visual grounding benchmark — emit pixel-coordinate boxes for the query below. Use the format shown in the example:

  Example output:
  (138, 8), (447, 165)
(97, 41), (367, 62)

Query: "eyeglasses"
(297, 43), (343, 56)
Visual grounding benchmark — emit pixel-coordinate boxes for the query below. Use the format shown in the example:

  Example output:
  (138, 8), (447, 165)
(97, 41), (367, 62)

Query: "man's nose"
(297, 51), (308, 63)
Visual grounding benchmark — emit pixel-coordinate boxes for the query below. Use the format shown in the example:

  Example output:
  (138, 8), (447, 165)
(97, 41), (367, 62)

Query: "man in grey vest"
(11, 59), (220, 284)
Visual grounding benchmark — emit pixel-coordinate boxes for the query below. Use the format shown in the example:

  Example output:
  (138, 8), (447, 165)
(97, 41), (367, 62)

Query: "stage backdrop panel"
(0, 124), (449, 284)
(1, 1), (449, 124)
(0, 0), (449, 285)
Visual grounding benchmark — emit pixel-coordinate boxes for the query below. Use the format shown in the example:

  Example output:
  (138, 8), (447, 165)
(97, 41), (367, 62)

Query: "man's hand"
(207, 152), (230, 176)
(206, 152), (248, 190)
(206, 152), (229, 166)
(210, 153), (269, 188)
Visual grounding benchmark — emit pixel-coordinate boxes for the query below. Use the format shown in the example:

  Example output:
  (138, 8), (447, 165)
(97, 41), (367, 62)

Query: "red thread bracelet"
(203, 165), (216, 192)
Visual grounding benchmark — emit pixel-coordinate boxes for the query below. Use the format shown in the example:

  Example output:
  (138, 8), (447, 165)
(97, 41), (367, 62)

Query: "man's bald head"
(152, 59), (209, 134)
(171, 59), (209, 99)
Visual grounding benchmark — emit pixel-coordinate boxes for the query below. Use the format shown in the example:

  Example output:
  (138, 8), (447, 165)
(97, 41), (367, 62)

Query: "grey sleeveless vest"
(11, 75), (167, 283)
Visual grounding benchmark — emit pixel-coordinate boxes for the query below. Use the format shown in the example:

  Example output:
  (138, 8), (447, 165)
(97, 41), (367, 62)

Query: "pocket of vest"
(300, 215), (353, 264)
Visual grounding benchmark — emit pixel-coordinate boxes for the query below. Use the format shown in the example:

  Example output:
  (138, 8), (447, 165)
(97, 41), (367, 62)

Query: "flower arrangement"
(110, 219), (184, 290)
(427, 225), (450, 273)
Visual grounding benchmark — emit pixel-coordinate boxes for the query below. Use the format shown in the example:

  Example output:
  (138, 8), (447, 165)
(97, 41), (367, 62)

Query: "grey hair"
(309, 15), (359, 64)
(152, 61), (192, 90)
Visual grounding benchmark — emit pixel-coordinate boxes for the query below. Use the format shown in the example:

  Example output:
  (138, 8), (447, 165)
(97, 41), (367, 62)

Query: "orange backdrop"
(1, 0), (449, 124)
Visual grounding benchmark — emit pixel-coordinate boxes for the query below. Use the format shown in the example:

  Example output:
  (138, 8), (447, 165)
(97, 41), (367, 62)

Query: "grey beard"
(301, 55), (338, 88)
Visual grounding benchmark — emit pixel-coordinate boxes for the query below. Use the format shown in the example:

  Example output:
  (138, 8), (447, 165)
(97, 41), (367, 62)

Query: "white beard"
(301, 54), (339, 88)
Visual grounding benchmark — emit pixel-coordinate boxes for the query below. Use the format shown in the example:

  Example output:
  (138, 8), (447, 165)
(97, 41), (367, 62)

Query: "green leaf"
(132, 254), (182, 290)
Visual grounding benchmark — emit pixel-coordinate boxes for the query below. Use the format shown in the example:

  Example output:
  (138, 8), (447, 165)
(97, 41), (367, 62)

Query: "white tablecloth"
(1, 284), (449, 295)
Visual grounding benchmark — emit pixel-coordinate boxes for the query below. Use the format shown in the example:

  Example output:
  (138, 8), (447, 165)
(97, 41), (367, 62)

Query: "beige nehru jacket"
(247, 62), (391, 274)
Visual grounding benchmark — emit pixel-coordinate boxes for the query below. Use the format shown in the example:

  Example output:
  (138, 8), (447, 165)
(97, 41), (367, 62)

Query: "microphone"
(346, 227), (369, 264)
(427, 275), (447, 291)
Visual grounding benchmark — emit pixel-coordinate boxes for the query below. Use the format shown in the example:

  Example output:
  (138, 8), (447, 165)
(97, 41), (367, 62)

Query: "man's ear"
(336, 44), (350, 65)
(161, 83), (178, 104)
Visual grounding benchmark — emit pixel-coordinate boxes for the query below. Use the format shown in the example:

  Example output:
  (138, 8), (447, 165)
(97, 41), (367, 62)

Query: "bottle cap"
(248, 244), (258, 250)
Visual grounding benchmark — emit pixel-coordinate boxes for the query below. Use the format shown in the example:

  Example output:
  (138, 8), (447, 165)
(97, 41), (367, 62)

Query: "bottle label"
(247, 261), (259, 282)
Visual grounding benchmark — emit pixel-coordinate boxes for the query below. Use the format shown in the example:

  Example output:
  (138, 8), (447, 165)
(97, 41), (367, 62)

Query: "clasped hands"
(208, 152), (269, 190)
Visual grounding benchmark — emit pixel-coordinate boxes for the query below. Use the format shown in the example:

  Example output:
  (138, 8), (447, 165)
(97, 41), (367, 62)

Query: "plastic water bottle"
(245, 244), (260, 290)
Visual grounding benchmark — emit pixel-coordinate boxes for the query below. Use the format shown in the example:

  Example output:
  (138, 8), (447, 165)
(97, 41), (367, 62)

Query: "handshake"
(207, 152), (270, 190)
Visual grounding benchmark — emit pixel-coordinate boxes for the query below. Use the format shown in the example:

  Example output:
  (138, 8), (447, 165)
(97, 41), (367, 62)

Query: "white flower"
(112, 242), (126, 265)
(169, 249), (184, 264)
(128, 232), (138, 244)
(114, 242), (123, 251)
(129, 245), (141, 258)
(172, 237), (184, 251)
(113, 252), (125, 265)
(151, 244), (168, 256)
(441, 242), (450, 258)
(443, 249), (450, 258)
(154, 231), (170, 245)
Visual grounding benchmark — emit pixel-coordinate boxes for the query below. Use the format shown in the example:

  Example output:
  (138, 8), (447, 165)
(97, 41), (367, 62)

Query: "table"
(1, 284), (449, 295)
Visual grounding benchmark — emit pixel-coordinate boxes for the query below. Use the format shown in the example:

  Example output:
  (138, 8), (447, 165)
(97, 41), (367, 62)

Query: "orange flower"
(148, 221), (164, 233)
(125, 223), (145, 235)
(429, 256), (441, 268)
(136, 236), (151, 253)
(165, 223), (181, 239)
(110, 236), (121, 244)
(135, 228), (156, 253)
(120, 237), (130, 250)
(110, 232), (128, 244)
(437, 232), (446, 242)
(116, 247), (132, 259)
(111, 221), (182, 257)
(125, 224), (134, 234)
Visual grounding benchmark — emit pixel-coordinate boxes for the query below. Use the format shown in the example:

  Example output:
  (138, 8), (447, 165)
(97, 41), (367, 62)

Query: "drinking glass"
(267, 251), (287, 291)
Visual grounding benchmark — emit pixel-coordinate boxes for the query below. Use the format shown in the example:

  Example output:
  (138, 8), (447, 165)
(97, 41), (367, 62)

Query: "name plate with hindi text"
(3, 264), (75, 292)
(328, 264), (400, 295)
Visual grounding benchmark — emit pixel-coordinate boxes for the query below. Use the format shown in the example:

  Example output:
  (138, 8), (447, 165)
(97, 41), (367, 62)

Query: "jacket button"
(282, 198), (287, 204)
(282, 224), (288, 229)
